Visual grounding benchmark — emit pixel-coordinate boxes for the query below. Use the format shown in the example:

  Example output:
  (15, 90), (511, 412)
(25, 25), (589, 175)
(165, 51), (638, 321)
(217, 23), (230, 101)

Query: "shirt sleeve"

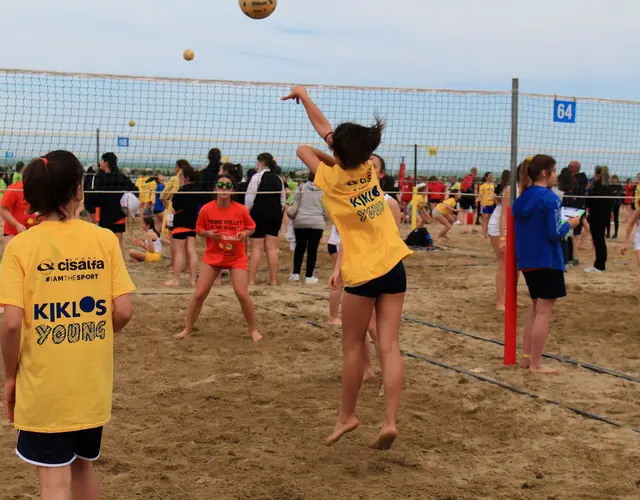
(1, 188), (17, 210)
(280, 178), (286, 210)
(0, 240), (25, 308)
(195, 206), (208, 233)
(110, 235), (136, 299)
(244, 173), (260, 211)
(243, 206), (256, 230)
(313, 162), (334, 192)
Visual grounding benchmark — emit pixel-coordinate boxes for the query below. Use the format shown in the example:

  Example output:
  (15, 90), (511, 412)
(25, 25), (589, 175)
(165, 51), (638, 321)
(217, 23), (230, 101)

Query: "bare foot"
(326, 416), (359, 446)
(378, 385), (384, 397)
(328, 318), (342, 326)
(189, 280), (197, 287)
(496, 304), (506, 312)
(165, 279), (179, 287)
(175, 329), (191, 340)
(363, 369), (376, 383)
(519, 358), (530, 369)
(529, 364), (560, 374)
(371, 426), (398, 450)
(250, 330), (263, 343)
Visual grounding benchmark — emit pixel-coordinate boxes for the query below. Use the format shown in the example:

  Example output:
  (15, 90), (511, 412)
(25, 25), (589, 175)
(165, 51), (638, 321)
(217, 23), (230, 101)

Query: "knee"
(234, 289), (251, 303)
(194, 289), (209, 303)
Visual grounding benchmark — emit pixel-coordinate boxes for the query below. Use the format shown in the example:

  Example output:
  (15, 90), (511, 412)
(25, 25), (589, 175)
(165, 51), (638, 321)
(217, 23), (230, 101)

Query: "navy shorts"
(344, 261), (407, 298)
(522, 269), (566, 300)
(16, 427), (103, 467)
(328, 244), (339, 256)
(100, 222), (125, 234)
(482, 205), (496, 215)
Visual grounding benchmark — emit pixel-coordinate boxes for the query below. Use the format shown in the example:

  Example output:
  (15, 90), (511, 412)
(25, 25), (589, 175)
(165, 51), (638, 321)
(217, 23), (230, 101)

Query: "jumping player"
(284, 85), (412, 450)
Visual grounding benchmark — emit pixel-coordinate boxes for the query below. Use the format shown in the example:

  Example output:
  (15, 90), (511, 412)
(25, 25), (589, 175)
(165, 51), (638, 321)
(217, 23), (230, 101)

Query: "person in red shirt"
(623, 178), (637, 222)
(0, 180), (37, 244)
(175, 173), (261, 342)
(426, 176), (446, 213)
(398, 176), (414, 223)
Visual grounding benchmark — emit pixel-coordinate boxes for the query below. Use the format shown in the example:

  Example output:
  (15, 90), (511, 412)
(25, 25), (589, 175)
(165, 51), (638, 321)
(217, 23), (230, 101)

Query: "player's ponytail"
(23, 150), (84, 221)
(257, 153), (280, 174)
(332, 116), (386, 170)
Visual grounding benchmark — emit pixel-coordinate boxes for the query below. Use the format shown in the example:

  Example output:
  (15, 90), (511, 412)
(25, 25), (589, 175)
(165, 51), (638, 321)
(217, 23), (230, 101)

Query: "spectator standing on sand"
(585, 166), (613, 273)
(561, 160), (589, 266)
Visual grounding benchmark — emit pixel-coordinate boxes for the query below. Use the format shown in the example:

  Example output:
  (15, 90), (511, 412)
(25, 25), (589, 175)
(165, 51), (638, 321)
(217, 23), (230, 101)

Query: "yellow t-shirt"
(0, 219), (136, 433)
(436, 197), (457, 214)
(145, 179), (157, 205)
(136, 176), (150, 203)
(314, 161), (412, 287)
(451, 182), (461, 191)
(636, 184), (640, 205)
(410, 194), (427, 210)
(479, 183), (495, 207)
(161, 175), (181, 213)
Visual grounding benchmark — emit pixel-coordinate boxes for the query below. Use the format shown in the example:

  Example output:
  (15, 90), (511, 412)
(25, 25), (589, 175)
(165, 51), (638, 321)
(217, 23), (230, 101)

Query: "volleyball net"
(1, 69), (639, 189)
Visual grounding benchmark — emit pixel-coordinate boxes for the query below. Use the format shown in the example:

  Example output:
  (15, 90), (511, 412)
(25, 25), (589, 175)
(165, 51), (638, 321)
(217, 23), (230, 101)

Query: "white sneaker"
(289, 274), (300, 282)
(454, 220), (463, 225)
(305, 276), (319, 285)
(584, 267), (604, 273)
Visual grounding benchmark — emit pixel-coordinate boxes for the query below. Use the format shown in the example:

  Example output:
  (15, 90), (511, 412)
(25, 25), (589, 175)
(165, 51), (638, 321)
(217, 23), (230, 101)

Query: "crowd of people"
(0, 87), (639, 497)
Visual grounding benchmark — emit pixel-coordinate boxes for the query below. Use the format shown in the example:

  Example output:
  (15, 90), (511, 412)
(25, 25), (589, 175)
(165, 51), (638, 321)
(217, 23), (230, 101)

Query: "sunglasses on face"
(216, 181), (234, 190)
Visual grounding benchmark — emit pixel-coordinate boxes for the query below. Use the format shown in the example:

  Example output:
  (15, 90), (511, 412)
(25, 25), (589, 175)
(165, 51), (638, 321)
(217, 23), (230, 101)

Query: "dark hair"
(23, 150), (84, 220)
(216, 173), (237, 190)
(15, 161), (25, 173)
(181, 164), (197, 183)
(428, 175), (437, 182)
(380, 175), (396, 193)
(449, 189), (460, 198)
(595, 165), (610, 186)
(482, 172), (492, 182)
(257, 153), (279, 173)
(307, 171), (316, 183)
(86, 166), (95, 174)
(208, 148), (222, 165)
(495, 169), (511, 196)
(222, 162), (243, 184)
(143, 216), (160, 236)
(557, 167), (573, 192)
(176, 159), (191, 171)
(331, 116), (385, 169)
(101, 152), (118, 171)
(246, 168), (257, 183)
(372, 153), (386, 173)
(522, 155), (555, 190)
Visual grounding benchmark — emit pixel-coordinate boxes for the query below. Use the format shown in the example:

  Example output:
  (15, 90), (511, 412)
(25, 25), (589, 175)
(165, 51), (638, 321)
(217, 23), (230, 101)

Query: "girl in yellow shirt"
(479, 172), (496, 239)
(283, 85), (411, 451)
(432, 191), (460, 241)
(0, 150), (135, 499)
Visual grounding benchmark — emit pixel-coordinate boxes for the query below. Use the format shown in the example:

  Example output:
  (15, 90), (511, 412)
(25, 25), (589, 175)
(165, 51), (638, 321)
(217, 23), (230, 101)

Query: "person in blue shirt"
(513, 155), (580, 375)
(151, 174), (165, 235)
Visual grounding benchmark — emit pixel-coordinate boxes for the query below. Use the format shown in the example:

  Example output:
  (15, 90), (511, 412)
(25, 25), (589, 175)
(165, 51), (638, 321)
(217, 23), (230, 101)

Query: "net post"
(96, 128), (100, 168)
(504, 78), (519, 366)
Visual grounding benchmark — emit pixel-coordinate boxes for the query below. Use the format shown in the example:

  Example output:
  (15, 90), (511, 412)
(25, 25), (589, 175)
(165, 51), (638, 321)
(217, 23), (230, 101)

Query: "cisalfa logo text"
(37, 258), (105, 276)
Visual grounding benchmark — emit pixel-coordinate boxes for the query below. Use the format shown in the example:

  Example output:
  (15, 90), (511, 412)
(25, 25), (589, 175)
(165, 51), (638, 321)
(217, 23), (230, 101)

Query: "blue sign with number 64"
(554, 100), (576, 123)
(117, 137), (129, 147)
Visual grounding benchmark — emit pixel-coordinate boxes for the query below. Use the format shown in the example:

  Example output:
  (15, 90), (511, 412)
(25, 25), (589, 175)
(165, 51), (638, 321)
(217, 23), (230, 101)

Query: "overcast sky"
(2, 0), (639, 99)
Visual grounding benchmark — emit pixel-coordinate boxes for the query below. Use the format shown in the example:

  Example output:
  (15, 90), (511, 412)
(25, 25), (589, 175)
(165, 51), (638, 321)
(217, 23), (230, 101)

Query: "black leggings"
(293, 228), (323, 278)
(607, 205), (620, 237)
(591, 221), (608, 271)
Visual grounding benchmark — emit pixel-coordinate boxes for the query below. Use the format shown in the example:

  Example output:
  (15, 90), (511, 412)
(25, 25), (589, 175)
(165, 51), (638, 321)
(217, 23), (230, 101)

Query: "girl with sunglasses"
(176, 175), (261, 342)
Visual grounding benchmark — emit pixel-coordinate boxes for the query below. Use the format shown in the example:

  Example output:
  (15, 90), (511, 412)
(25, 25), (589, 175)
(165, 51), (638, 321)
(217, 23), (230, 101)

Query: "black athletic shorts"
(172, 230), (196, 240)
(328, 244), (339, 256)
(16, 426), (103, 467)
(344, 261), (407, 298)
(153, 209), (164, 215)
(100, 222), (125, 234)
(522, 269), (566, 300)
(459, 196), (475, 210)
(251, 217), (281, 239)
